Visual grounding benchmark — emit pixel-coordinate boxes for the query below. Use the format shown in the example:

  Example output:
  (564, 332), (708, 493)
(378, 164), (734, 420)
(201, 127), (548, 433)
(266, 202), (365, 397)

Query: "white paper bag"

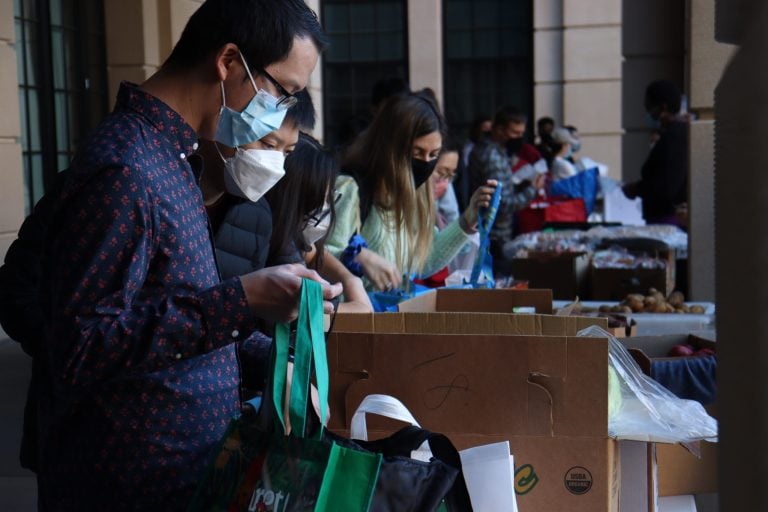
(459, 441), (518, 512)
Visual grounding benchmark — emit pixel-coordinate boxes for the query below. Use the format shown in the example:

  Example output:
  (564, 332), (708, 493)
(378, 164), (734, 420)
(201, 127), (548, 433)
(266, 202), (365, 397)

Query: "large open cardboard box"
(327, 331), (620, 512)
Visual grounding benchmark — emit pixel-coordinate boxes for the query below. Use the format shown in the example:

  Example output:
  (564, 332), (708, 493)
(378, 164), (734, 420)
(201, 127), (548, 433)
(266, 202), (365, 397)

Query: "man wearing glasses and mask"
(33, 1), (341, 510)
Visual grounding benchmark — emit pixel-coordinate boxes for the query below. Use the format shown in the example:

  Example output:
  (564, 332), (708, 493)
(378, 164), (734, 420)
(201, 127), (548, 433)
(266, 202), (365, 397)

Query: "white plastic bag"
(459, 441), (518, 512)
(577, 325), (718, 443)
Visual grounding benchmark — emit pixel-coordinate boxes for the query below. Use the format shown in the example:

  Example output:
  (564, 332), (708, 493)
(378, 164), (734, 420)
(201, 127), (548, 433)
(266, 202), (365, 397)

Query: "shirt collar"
(114, 81), (199, 157)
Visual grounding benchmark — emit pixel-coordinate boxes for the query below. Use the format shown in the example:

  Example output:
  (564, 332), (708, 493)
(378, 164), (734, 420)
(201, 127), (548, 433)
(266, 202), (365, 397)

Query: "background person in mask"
(266, 134), (372, 312)
(326, 91), (497, 292)
(199, 89), (314, 277)
(550, 126), (580, 181)
(469, 105), (547, 273)
(622, 80), (688, 226)
(33, 1), (341, 510)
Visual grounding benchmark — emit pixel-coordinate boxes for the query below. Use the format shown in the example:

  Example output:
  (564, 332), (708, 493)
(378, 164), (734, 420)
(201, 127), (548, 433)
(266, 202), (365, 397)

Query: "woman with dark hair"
(327, 91), (497, 292)
(267, 134), (372, 312)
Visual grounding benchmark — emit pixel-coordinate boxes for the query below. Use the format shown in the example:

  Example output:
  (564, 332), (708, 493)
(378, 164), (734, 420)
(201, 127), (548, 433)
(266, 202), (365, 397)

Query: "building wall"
(535, 0), (624, 181)
(0, 0), (26, 262)
(407, 0), (443, 107)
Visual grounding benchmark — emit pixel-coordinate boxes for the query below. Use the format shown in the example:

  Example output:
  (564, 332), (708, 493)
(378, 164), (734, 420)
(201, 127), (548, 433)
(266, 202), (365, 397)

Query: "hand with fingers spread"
(355, 248), (402, 292)
(460, 179), (499, 234)
(239, 264), (343, 323)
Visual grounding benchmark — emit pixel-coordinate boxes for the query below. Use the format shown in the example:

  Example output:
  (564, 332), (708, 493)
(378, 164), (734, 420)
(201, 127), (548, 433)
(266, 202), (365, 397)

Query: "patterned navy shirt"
(38, 82), (258, 510)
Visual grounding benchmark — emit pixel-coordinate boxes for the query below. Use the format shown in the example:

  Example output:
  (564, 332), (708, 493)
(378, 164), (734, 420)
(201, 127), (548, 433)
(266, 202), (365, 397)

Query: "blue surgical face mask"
(214, 52), (289, 148)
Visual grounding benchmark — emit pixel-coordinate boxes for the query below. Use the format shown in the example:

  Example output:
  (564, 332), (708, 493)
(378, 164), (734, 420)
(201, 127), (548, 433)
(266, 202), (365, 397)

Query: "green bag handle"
(272, 279), (329, 439)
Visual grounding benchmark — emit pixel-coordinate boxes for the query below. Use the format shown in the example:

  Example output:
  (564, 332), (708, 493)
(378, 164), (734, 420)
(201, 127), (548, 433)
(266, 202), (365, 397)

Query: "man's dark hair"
(164, 0), (328, 72)
(493, 106), (527, 129)
(283, 90), (316, 131)
(371, 77), (410, 109)
(644, 80), (682, 114)
(537, 116), (555, 135)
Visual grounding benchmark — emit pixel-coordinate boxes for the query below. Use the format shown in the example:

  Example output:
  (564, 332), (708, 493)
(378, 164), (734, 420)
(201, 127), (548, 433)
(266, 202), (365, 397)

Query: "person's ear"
(214, 43), (241, 82)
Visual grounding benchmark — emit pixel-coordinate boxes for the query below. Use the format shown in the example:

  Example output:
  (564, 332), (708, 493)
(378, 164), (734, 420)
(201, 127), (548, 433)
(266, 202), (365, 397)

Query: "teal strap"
(308, 280), (329, 436)
(286, 279), (329, 439)
(272, 322), (291, 431)
(289, 281), (313, 436)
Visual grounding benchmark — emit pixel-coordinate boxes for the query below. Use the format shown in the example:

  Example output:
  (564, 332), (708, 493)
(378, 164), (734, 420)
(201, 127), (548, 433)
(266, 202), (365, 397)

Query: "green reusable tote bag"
(188, 279), (381, 512)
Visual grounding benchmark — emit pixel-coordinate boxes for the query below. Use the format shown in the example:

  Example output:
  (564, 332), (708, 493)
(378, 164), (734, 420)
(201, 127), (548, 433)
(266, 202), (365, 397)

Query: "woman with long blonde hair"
(327, 91), (496, 291)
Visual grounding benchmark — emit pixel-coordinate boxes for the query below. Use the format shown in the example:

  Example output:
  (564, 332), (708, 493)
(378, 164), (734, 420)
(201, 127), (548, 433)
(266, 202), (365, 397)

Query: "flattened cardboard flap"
(331, 311), (608, 337)
(397, 288), (554, 314)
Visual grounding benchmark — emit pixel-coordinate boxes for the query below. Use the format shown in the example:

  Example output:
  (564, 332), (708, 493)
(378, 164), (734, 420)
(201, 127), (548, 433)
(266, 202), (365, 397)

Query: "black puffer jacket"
(214, 197), (273, 280)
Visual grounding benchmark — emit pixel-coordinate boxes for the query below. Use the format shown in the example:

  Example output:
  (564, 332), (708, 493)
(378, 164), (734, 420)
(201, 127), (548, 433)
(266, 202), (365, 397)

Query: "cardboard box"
(510, 252), (591, 300)
(619, 333), (718, 498)
(397, 288), (554, 314)
(590, 249), (676, 300)
(327, 332), (620, 512)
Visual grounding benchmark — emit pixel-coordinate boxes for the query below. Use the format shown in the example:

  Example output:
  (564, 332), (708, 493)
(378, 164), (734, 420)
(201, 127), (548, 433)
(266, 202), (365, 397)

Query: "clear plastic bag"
(577, 325), (718, 444)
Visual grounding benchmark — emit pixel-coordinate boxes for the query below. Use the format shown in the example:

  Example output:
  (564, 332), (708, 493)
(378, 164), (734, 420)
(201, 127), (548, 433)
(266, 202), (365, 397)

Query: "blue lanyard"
(469, 183), (502, 288)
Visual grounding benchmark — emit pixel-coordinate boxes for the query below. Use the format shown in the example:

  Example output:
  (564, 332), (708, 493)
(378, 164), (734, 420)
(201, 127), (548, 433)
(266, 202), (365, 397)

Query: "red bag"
(515, 196), (586, 234)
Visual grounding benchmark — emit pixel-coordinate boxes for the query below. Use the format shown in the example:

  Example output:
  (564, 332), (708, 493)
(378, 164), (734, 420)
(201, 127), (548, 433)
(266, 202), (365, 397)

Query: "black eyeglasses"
(260, 68), (298, 109)
(306, 193), (342, 227)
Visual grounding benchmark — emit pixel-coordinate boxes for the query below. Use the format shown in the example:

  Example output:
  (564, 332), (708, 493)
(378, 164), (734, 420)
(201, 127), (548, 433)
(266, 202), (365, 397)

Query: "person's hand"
(533, 174), (548, 190)
(356, 248), (401, 292)
(240, 264), (343, 322)
(460, 180), (498, 233)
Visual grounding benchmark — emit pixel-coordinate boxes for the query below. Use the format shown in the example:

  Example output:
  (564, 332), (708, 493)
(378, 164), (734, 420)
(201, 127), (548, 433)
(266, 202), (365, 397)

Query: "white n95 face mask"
(223, 148), (286, 202)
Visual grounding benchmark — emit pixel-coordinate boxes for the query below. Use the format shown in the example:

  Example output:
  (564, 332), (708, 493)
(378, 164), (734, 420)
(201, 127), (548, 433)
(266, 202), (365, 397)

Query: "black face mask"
(411, 158), (438, 189)
(505, 137), (524, 156)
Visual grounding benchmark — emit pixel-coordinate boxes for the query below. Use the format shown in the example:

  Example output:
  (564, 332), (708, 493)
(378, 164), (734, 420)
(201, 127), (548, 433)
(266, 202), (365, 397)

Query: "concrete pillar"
(306, 0), (323, 140)
(563, 0), (623, 180)
(0, 0), (25, 261)
(686, 0), (735, 301)
(714, 2), (768, 509)
(407, 0), (443, 108)
(621, 0), (684, 184)
(533, 0), (564, 129)
(157, 0), (203, 62)
(104, 0), (162, 101)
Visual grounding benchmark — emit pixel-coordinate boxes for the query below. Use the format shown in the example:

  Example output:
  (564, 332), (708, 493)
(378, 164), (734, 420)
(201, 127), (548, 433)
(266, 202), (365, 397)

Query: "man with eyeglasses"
(32, 1), (340, 510)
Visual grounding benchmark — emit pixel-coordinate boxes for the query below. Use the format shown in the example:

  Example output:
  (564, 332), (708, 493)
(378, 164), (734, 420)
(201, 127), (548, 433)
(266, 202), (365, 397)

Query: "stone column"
(534, 0), (564, 129)
(0, 0), (25, 261)
(305, 0), (324, 140)
(715, 1), (768, 510)
(104, 0), (162, 101)
(407, 0), (443, 107)
(563, 0), (623, 180)
(687, 0), (735, 301)
(621, 0), (684, 184)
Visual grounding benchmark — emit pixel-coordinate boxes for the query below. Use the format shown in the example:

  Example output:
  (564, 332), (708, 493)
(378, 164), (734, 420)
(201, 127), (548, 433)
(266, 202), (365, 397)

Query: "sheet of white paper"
(460, 441), (518, 512)
(604, 186), (646, 225)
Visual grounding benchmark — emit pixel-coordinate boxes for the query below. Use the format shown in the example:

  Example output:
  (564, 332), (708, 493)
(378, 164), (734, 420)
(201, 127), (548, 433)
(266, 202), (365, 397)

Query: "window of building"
(14, 0), (109, 213)
(321, 0), (409, 148)
(442, 0), (533, 137)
